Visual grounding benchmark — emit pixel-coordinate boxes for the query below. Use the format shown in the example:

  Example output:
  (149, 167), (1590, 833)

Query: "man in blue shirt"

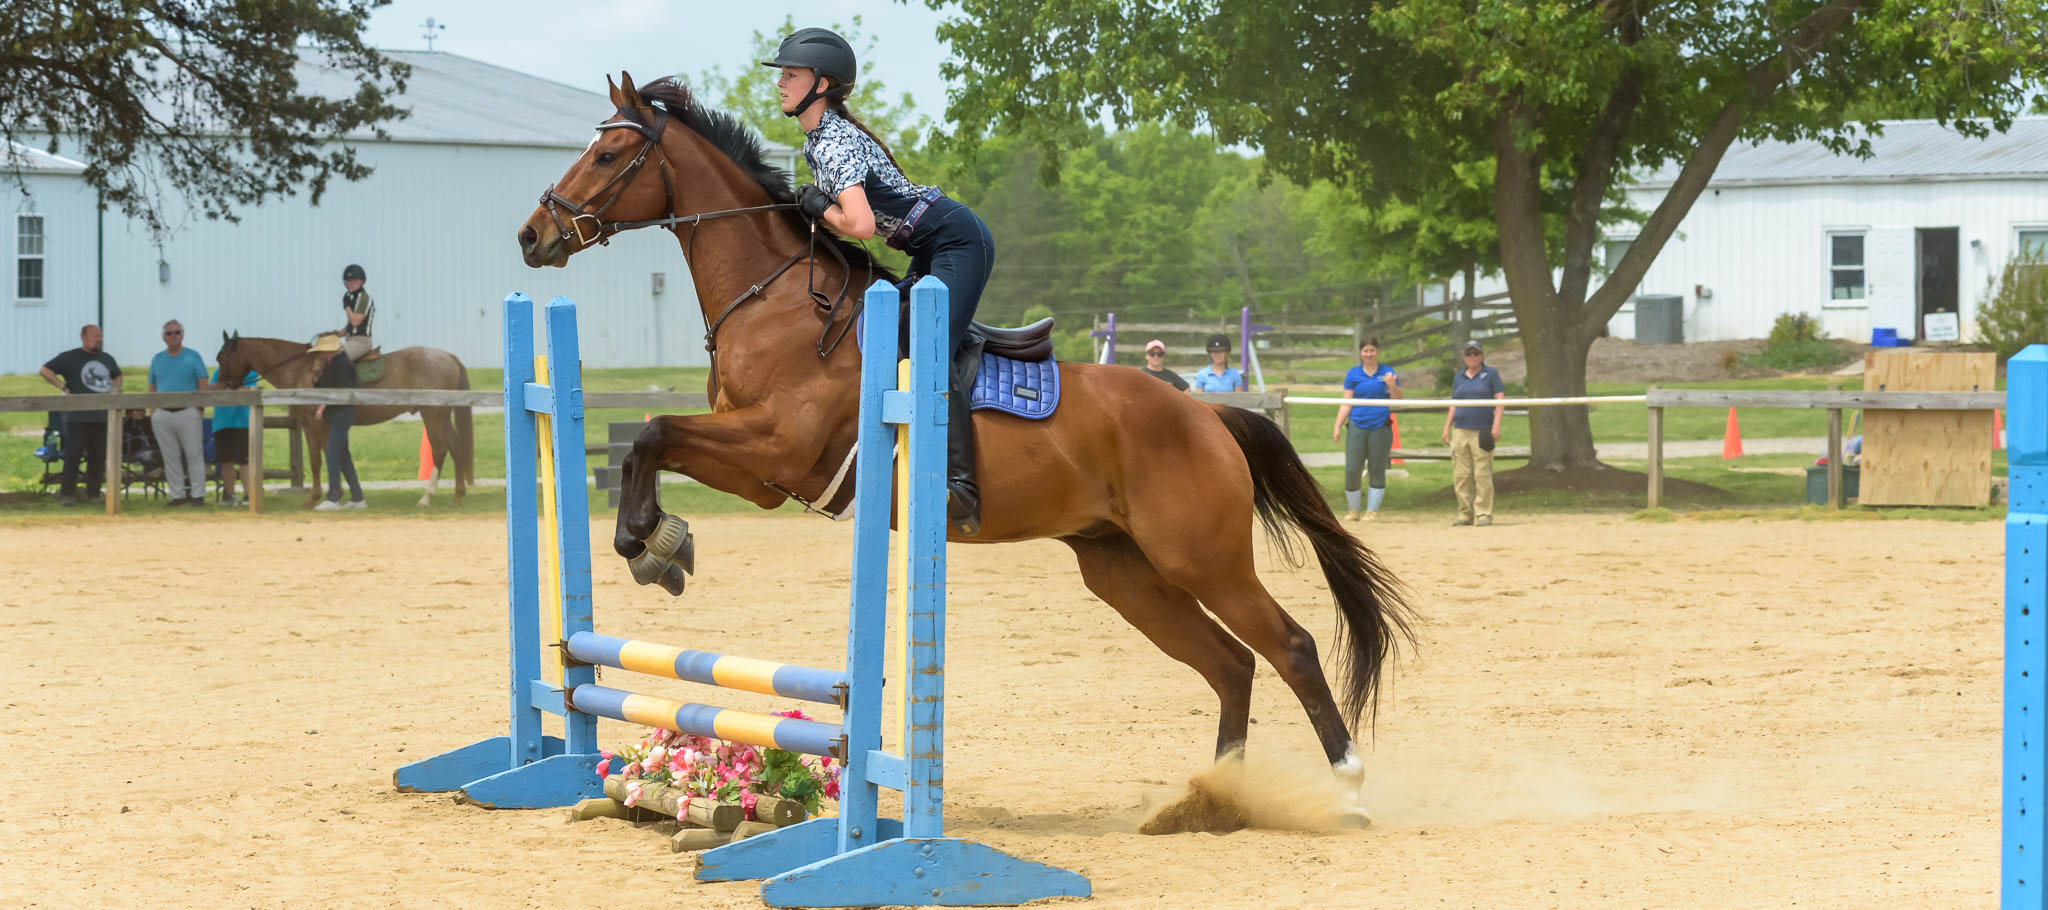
(1439, 340), (1504, 526)
(1189, 334), (1247, 393)
(148, 319), (211, 506)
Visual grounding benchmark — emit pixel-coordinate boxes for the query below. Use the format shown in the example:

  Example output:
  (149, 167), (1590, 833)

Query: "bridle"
(537, 102), (875, 399)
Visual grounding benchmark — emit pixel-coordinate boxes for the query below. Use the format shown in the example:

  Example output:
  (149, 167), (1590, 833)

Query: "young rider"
(764, 27), (995, 537)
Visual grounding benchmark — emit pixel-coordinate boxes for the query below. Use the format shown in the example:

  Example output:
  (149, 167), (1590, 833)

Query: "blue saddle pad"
(971, 353), (1059, 420)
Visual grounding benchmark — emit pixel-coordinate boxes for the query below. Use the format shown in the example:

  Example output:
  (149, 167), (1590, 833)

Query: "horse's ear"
(607, 74), (623, 107)
(221, 330), (230, 346)
(618, 71), (642, 108)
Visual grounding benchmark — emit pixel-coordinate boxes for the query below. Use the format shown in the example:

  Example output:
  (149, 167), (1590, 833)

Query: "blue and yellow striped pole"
(565, 631), (844, 706)
(570, 685), (842, 758)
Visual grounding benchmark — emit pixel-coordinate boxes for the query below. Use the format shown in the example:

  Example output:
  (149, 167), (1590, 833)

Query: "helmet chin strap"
(785, 75), (830, 119)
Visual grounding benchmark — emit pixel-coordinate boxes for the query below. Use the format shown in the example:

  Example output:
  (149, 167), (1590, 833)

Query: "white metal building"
(1604, 118), (2048, 343)
(4, 50), (796, 375)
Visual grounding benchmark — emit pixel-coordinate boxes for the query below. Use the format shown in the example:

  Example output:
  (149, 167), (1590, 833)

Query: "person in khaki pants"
(1440, 340), (1505, 526)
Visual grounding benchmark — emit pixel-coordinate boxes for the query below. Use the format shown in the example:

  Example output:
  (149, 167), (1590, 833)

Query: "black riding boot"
(946, 372), (981, 537)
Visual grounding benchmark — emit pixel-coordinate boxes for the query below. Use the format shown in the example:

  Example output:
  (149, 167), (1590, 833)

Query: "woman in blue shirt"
(1189, 334), (1248, 393)
(768, 28), (994, 537)
(1330, 337), (1401, 521)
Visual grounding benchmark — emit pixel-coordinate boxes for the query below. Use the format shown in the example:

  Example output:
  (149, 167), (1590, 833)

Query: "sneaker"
(1364, 511), (1379, 522)
(59, 496), (78, 508)
(1476, 516), (1493, 527)
(1451, 517), (1474, 526)
(343, 499), (368, 510)
(165, 497), (187, 507)
(1343, 509), (1359, 522)
(314, 499), (342, 511)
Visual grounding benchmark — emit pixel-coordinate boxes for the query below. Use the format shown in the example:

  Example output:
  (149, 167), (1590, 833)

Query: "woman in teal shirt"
(1331, 338), (1401, 521)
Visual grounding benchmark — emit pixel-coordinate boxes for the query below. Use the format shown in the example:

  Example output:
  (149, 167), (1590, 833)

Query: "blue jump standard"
(393, 280), (1089, 907)
(2007, 344), (2048, 910)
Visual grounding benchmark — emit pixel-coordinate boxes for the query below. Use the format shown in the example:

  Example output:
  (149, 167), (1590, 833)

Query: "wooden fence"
(0, 388), (708, 514)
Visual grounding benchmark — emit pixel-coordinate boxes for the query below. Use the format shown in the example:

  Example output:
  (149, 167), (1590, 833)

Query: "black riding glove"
(798, 184), (835, 221)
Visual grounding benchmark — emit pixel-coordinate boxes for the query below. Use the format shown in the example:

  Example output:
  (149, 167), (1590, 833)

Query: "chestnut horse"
(214, 333), (475, 507)
(516, 74), (1413, 816)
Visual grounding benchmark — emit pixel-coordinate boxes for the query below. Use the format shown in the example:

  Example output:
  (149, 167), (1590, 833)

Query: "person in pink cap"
(1138, 338), (1189, 391)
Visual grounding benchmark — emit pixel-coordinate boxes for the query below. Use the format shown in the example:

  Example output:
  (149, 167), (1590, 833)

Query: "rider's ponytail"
(826, 94), (905, 175)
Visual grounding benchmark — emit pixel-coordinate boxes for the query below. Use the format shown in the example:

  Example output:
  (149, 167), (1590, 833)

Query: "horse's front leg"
(612, 407), (817, 596)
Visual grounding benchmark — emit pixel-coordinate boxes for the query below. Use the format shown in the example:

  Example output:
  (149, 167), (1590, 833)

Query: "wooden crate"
(1860, 351), (1995, 506)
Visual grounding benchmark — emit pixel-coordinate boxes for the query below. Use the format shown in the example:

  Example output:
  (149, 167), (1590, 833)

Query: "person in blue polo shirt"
(148, 319), (211, 506)
(1441, 339), (1505, 526)
(1189, 334), (1247, 393)
(1331, 337), (1401, 521)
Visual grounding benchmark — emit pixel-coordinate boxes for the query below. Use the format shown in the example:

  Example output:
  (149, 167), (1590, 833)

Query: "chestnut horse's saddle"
(859, 302), (1062, 421)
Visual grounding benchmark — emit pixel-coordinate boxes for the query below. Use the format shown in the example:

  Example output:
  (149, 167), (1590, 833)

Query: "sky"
(360, 0), (957, 120)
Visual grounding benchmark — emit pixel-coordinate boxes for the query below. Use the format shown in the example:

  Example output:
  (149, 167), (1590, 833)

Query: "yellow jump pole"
(535, 355), (566, 686)
(887, 358), (913, 755)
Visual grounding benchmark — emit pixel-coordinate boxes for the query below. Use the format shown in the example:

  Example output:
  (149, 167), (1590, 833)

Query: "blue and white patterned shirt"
(803, 110), (936, 243)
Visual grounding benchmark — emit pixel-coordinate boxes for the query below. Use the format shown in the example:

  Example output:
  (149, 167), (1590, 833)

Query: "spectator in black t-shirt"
(313, 351), (365, 510)
(38, 324), (124, 505)
(1139, 339), (1189, 391)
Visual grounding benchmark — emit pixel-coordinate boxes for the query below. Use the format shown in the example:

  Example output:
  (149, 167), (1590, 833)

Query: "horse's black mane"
(634, 77), (897, 282)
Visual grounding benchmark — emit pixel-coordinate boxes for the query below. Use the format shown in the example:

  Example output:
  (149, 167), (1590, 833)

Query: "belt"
(160, 406), (190, 413)
(884, 186), (946, 251)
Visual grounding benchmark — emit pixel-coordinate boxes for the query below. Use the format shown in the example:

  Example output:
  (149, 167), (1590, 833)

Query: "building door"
(1916, 227), (1959, 340)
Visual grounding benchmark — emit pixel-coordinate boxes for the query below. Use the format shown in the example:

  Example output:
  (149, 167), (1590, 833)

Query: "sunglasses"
(1145, 350), (1164, 356)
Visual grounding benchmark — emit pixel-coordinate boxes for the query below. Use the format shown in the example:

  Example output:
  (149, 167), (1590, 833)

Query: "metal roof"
(298, 50), (794, 153)
(4, 141), (87, 174)
(1634, 117), (2048, 188)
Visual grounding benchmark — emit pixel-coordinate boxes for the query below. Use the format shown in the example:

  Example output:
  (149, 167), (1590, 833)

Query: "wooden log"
(732, 820), (778, 840)
(600, 775), (743, 829)
(568, 797), (635, 822)
(671, 827), (733, 853)
(751, 795), (808, 827)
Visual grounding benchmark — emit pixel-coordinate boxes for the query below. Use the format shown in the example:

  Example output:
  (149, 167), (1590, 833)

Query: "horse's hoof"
(655, 562), (688, 597)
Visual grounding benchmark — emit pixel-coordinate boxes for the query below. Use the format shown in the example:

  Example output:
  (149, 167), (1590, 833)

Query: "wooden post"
(248, 390), (265, 513)
(1646, 403), (1664, 509)
(1827, 407), (1844, 510)
(287, 415), (304, 490)
(104, 407), (122, 515)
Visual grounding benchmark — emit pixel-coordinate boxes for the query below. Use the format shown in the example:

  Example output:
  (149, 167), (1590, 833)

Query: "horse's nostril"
(519, 226), (537, 247)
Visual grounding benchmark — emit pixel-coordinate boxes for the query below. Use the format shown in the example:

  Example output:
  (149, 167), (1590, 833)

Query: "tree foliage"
(922, 0), (2048, 470)
(1, 0), (408, 237)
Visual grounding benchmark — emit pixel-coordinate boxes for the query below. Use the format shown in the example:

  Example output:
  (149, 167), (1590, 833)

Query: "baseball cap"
(1144, 339), (1165, 353)
(1463, 340), (1484, 354)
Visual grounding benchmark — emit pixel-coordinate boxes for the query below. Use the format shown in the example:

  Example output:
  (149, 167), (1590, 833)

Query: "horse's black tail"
(1213, 405), (1417, 730)
(453, 366), (475, 487)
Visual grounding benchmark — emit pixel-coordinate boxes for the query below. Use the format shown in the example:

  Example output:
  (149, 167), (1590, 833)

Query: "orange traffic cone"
(1389, 414), (1405, 465)
(417, 428), (435, 480)
(644, 413), (652, 422)
(1721, 407), (1744, 459)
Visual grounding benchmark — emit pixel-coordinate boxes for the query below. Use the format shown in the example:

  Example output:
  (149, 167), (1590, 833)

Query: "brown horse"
(516, 74), (1413, 818)
(214, 333), (475, 507)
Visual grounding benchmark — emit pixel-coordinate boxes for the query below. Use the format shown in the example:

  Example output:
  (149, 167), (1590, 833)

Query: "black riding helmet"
(342, 263), (366, 282)
(1205, 334), (1230, 353)
(761, 28), (857, 118)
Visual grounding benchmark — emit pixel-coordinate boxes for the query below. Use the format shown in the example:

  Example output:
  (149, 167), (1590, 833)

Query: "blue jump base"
(393, 278), (1088, 907)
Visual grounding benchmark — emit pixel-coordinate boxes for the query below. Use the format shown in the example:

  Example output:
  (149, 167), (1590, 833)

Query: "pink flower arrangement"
(592, 711), (841, 818)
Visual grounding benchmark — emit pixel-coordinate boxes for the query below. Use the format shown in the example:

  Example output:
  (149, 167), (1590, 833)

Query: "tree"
(923, 0), (2048, 473)
(2, 1), (409, 237)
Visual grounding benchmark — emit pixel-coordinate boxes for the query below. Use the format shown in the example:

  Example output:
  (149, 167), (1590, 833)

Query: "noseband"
(538, 103), (875, 398)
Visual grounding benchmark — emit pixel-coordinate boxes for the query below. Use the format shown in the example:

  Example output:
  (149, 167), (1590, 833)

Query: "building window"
(2019, 228), (2048, 261)
(16, 214), (45, 302)
(1829, 231), (1865, 303)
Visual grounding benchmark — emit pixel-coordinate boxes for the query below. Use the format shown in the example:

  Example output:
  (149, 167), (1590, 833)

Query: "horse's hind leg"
(1065, 534), (1255, 760)
(1151, 547), (1368, 810)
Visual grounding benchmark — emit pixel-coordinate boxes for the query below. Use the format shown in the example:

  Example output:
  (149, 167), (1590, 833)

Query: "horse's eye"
(597, 152), (617, 166)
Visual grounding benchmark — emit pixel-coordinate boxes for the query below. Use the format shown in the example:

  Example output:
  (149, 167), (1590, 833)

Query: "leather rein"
(538, 103), (872, 399)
